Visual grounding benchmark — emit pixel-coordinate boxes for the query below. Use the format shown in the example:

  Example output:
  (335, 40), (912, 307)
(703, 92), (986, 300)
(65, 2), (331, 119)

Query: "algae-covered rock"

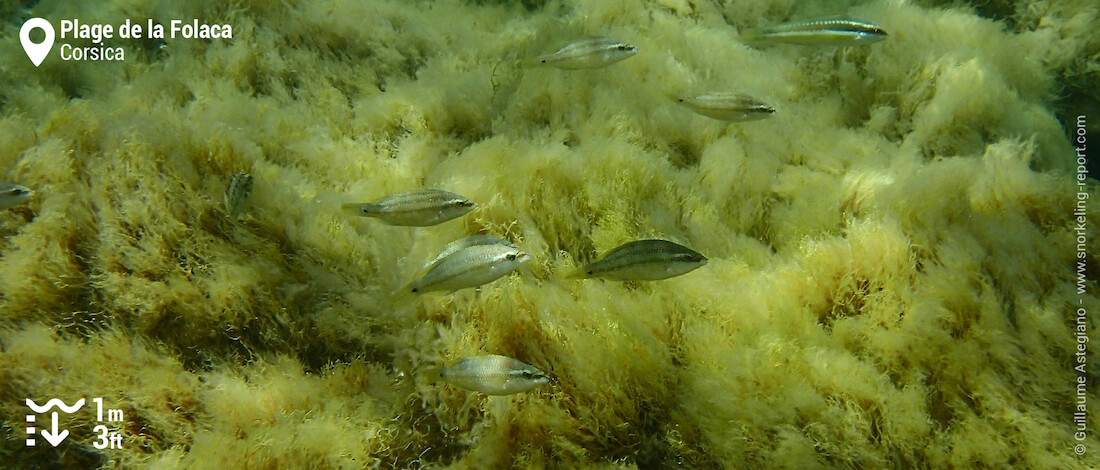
(1, 0), (1096, 468)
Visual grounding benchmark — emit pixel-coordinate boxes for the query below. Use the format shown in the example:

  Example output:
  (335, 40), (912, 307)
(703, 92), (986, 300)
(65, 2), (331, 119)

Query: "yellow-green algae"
(0, 0), (1097, 468)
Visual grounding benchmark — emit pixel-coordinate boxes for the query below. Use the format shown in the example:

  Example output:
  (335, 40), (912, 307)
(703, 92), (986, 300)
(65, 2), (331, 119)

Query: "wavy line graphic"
(26, 398), (85, 413)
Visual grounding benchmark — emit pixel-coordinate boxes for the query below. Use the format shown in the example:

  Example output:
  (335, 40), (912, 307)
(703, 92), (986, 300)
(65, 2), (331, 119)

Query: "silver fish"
(434, 355), (550, 395)
(398, 243), (529, 297)
(741, 17), (888, 46)
(574, 239), (707, 281)
(0, 181), (33, 210)
(224, 171), (253, 218)
(535, 36), (638, 69)
(675, 93), (776, 122)
(421, 234), (518, 272)
(341, 189), (476, 226)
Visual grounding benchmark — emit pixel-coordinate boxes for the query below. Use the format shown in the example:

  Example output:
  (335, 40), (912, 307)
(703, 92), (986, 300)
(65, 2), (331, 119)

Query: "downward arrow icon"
(41, 412), (68, 447)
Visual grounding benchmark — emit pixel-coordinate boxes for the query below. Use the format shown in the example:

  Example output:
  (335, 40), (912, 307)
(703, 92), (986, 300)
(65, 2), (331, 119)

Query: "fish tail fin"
(341, 202), (378, 217)
(413, 263), (435, 279)
(419, 366), (443, 384)
(738, 27), (768, 45)
(389, 282), (418, 303)
(662, 90), (685, 103)
(564, 268), (588, 280)
(519, 54), (551, 68)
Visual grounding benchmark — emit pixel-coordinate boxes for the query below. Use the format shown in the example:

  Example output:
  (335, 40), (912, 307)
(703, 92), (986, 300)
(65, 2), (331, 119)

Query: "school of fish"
(0, 15), (891, 396)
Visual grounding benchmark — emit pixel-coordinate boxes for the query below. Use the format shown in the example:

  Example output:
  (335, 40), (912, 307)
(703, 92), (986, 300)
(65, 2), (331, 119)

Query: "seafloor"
(1, 0), (1098, 468)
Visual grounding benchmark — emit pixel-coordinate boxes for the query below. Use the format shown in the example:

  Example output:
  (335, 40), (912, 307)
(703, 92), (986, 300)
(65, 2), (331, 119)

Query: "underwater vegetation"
(0, 0), (1098, 468)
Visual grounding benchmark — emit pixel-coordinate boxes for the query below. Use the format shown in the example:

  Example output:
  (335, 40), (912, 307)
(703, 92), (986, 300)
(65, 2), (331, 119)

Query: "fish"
(428, 355), (550, 395)
(397, 243), (529, 297)
(674, 92), (776, 122)
(0, 181), (33, 210)
(224, 171), (253, 218)
(421, 234), (518, 273)
(341, 189), (476, 226)
(534, 36), (638, 69)
(741, 17), (888, 46)
(573, 239), (707, 281)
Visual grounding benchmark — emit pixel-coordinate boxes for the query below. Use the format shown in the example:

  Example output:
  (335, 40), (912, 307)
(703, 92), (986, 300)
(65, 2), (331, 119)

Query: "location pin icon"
(20, 18), (55, 67)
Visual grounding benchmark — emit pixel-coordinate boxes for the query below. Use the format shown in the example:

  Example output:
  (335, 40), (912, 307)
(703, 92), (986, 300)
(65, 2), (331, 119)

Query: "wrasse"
(674, 92), (776, 122)
(533, 36), (638, 69)
(224, 171), (253, 219)
(573, 239), (707, 281)
(426, 355), (550, 395)
(341, 189), (476, 226)
(421, 234), (518, 273)
(0, 181), (33, 210)
(396, 243), (529, 297)
(741, 17), (888, 46)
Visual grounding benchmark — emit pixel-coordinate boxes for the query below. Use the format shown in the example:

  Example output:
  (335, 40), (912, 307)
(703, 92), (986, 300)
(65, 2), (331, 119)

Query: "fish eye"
(11, 188), (28, 196)
(506, 253), (517, 261)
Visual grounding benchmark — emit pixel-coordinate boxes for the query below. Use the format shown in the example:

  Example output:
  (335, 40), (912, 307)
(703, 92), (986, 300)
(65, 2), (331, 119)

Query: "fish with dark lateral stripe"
(341, 189), (476, 226)
(424, 355), (550, 395)
(395, 243), (529, 299)
(573, 239), (708, 281)
(741, 17), (887, 46)
(533, 36), (638, 69)
(421, 234), (518, 273)
(674, 92), (776, 122)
